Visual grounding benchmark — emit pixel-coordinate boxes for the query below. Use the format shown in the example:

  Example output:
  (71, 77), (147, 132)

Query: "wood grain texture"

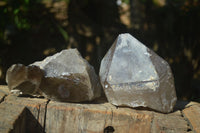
(183, 102), (200, 133)
(45, 101), (153, 133)
(0, 85), (199, 133)
(151, 111), (189, 133)
(0, 103), (26, 133)
(4, 95), (48, 130)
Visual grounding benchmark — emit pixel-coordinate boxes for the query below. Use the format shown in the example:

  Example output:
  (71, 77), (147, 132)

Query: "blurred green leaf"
(25, 0), (29, 4)
(14, 15), (30, 30)
(122, 0), (130, 4)
(57, 24), (69, 42)
(64, 0), (71, 4)
(3, 8), (7, 13)
(14, 9), (20, 14)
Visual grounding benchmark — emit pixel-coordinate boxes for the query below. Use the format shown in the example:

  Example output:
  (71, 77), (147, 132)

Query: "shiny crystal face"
(99, 33), (177, 113)
(33, 49), (102, 102)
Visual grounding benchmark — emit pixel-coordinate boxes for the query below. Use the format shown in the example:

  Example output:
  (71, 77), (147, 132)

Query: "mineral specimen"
(6, 64), (44, 95)
(6, 49), (102, 102)
(32, 49), (101, 102)
(99, 33), (177, 113)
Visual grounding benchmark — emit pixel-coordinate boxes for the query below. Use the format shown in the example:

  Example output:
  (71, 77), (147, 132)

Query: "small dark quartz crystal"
(99, 33), (177, 113)
(6, 64), (44, 95)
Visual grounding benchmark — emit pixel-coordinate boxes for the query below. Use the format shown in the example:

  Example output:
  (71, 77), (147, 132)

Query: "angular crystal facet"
(6, 64), (44, 95)
(32, 49), (101, 102)
(99, 33), (177, 113)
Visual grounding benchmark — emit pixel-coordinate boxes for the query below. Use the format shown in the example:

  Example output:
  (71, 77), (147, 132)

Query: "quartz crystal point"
(6, 64), (44, 95)
(32, 49), (101, 102)
(99, 33), (177, 113)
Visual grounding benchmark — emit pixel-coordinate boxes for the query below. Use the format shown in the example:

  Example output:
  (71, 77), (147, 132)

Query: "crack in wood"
(43, 99), (50, 133)
(102, 104), (109, 129)
(0, 94), (7, 103)
(150, 112), (155, 133)
(180, 110), (193, 133)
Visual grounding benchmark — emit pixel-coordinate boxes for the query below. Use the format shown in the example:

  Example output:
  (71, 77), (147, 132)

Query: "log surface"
(0, 85), (199, 133)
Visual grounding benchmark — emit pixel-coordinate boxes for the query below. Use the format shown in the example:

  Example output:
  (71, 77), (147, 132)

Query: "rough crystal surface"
(6, 49), (101, 102)
(6, 64), (44, 95)
(32, 49), (101, 102)
(99, 33), (177, 113)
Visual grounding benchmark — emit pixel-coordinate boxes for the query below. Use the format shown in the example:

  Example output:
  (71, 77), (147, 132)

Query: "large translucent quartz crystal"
(99, 33), (177, 113)
(6, 64), (44, 95)
(32, 49), (101, 102)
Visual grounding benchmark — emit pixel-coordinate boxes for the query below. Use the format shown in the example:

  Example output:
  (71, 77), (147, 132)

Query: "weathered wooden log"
(0, 85), (199, 133)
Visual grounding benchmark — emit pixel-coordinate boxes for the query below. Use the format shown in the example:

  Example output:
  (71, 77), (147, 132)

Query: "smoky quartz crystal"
(6, 49), (102, 102)
(99, 33), (177, 113)
(32, 49), (101, 102)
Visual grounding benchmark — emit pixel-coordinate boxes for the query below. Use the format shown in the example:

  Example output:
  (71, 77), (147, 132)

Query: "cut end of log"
(0, 85), (199, 133)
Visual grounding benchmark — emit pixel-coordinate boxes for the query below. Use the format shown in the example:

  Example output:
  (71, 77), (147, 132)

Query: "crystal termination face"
(99, 33), (177, 113)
